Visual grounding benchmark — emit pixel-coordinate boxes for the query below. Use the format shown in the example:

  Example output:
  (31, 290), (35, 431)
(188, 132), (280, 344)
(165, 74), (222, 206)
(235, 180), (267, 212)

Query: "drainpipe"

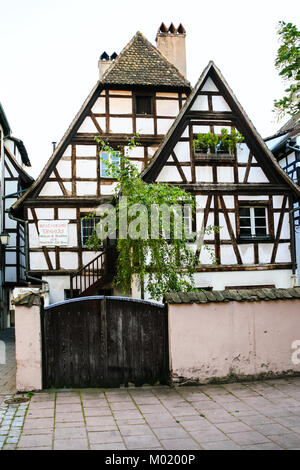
(289, 206), (298, 286)
(8, 211), (49, 292)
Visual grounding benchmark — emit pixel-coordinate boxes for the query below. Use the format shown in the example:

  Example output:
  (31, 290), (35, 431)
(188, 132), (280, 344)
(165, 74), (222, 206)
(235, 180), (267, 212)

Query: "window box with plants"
(193, 128), (244, 161)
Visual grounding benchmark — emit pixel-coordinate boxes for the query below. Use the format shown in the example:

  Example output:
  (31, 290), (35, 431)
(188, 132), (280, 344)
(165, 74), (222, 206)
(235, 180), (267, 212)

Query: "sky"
(0, 0), (299, 178)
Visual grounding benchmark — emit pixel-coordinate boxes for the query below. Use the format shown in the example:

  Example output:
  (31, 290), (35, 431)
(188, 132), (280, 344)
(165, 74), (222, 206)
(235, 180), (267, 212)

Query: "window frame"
(134, 92), (154, 116)
(238, 205), (271, 241)
(100, 150), (120, 179)
(80, 215), (101, 248)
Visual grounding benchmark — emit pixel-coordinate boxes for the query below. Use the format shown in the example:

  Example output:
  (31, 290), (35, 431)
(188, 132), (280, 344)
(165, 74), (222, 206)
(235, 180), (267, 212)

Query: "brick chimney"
(98, 52), (118, 80)
(155, 23), (187, 77)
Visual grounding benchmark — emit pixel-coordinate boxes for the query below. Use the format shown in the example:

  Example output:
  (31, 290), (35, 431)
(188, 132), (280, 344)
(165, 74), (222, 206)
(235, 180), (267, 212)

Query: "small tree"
(86, 137), (217, 300)
(274, 21), (300, 118)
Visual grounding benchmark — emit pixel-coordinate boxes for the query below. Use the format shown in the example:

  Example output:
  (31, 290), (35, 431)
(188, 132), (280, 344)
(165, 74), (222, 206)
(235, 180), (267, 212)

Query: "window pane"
(240, 228), (251, 237)
(255, 218), (266, 227)
(256, 227), (267, 236)
(239, 207), (250, 217)
(100, 152), (109, 177)
(136, 96), (152, 115)
(81, 217), (100, 246)
(239, 217), (251, 227)
(254, 207), (266, 217)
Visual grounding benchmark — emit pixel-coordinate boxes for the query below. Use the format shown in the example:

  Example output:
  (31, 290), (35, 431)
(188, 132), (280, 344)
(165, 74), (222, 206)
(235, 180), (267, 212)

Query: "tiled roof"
(165, 287), (300, 304)
(101, 32), (190, 88)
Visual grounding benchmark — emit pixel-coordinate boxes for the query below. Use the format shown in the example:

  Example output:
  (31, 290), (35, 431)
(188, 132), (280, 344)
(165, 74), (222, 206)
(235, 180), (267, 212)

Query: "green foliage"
(274, 21), (300, 118)
(193, 128), (244, 154)
(86, 136), (218, 301)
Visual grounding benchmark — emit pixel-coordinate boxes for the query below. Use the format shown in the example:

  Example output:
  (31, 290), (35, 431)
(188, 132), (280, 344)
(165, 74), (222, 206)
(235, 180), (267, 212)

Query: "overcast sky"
(0, 0), (298, 177)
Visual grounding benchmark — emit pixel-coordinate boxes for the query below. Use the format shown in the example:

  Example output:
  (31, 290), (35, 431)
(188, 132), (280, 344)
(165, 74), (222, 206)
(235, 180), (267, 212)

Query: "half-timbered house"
(0, 103), (33, 329)
(265, 114), (300, 281)
(11, 25), (300, 304)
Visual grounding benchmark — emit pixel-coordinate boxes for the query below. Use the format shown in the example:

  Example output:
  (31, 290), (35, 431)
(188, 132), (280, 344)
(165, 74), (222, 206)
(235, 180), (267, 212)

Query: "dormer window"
(135, 95), (153, 115)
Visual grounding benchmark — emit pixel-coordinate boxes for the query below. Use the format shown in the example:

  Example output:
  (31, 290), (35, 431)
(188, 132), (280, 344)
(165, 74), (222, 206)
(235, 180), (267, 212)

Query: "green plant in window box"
(217, 128), (244, 154)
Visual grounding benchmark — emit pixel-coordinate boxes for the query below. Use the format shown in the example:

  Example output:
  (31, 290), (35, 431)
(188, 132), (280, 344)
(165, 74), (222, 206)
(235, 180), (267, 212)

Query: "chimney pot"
(156, 22), (187, 77)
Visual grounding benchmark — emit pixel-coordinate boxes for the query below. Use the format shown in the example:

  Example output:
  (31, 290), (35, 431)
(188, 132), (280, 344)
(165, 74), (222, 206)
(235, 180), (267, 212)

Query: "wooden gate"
(42, 296), (169, 388)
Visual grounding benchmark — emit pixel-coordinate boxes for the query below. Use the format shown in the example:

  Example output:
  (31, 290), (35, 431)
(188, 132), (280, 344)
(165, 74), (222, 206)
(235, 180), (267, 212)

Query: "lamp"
(0, 232), (10, 246)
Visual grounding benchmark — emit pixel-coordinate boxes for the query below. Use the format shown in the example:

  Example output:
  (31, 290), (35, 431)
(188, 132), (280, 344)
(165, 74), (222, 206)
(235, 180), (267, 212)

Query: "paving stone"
(55, 412), (84, 423)
(137, 404), (167, 414)
(17, 446), (52, 450)
(179, 419), (216, 432)
(90, 443), (127, 450)
(241, 442), (283, 450)
(53, 438), (89, 450)
(88, 430), (123, 444)
(201, 440), (241, 450)
(83, 408), (112, 417)
(253, 423), (292, 436)
(271, 433), (300, 449)
(109, 402), (137, 410)
(118, 424), (154, 436)
(23, 418), (54, 429)
(123, 435), (161, 449)
(54, 427), (87, 439)
(227, 430), (271, 445)
(152, 426), (189, 440)
(161, 438), (200, 450)
(190, 429), (228, 443)
(85, 416), (116, 427)
(18, 434), (53, 448)
(113, 410), (143, 420)
(216, 421), (252, 433)
(55, 404), (83, 413)
(274, 415), (300, 427)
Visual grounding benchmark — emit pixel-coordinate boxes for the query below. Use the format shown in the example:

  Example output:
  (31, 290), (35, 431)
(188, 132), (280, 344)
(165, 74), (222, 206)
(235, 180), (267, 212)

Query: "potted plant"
(216, 128), (244, 154)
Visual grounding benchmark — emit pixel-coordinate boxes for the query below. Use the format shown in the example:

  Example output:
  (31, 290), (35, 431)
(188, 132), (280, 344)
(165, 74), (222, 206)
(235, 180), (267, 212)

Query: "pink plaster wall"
(168, 299), (300, 384)
(15, 304), (43, 392)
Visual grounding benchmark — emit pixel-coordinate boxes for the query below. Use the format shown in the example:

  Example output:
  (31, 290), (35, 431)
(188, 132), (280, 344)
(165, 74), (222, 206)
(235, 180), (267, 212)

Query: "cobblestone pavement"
(0, 329), (16, 401)
(1, 377), (300, 450)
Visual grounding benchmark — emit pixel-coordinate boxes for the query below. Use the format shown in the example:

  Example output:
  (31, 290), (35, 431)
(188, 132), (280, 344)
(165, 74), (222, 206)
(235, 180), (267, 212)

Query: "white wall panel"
(63, 145), (72, 157)
(240, 244), (254, 264)
(173, 141), (190, 162)
(220, 245), (237, 264)
(156, 166), (182, 182)
(136, 118), (154, 135)
(76, 145), (97, 157)
(109, 97), (132, 114)
(217, 166), (234, 182)
(212, 96), (231, 112)
(157, 119), (173, 135)
(92, 97), (106, 114)
(201, 77), (219, 92)
(56, 160), (71, 178)
(156, 100), (179, 116)
(195, 167), (213, 182)
(191, 95), (209, 111)
(58, 208), (77, 219)
(76, 159), (97, 178)
(77, 117), (98, 133)
(39, 182), (63, 196)
(248, 167), (269, 183)
(258, 244), (273, 263)
(35, 208), (54, 219)
(236, 143), (250, 163)
(60, 252), (78, 270)
(275, 243), (291, 263)
(110, 117), (132, 134)
(76, 182), (97, 196)
(68, 224), (78, 247)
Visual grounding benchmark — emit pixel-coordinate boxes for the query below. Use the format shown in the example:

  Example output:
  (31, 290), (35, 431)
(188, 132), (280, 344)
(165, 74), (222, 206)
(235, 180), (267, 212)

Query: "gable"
(142, 62), (300, 200)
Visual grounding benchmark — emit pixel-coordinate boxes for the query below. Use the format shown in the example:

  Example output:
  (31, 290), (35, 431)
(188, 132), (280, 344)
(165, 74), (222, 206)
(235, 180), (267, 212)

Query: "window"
(135, 95), (152, 115)
(64, 289), (80, 300)
(100, 151), (120, 178)
(239, 207), (268, 238)
(81, 216), (101, 247)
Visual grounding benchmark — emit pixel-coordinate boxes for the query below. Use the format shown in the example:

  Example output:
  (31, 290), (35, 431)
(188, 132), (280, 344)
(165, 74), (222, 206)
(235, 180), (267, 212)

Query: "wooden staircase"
(70, 244), (117, 298)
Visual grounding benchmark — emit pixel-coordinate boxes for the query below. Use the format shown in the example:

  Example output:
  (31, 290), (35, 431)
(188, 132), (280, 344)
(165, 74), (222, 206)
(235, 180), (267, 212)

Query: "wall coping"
(12, 291), (42, 307)
(165, 287), (300, 304)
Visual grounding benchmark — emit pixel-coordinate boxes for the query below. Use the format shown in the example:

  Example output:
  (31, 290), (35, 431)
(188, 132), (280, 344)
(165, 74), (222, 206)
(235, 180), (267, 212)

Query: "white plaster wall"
(156, 100), (179, 116)
(76, 159), (97, 178)
(110, 118), (132, 134)
(258, 244), (274, 264)
(195, 167), (213, 182)
(35, 208), (54, 219)
(30, 252), (53, 270)
(214, 126), (231, 134)
(42, 275), (70, 304)
(191, 95), (209, 111)
(247, 167), (269, 183)
(236, 143), (250, 163)
(156, 166), (182, 182)
(82, 251), (101, 265)
(168, 299), (300, 384)
(217, 166), (234, 182)
(173, 141), (190, 162)
(68, 224), (78, 247)
(220, 245), (237, 264)
(95, 117), (106, 131)
(273, 196), (284, 208)
(136, 118), (154, 135)
(212, 96), (231, 112)
(92, 97), (105, 114)
(157, 119), (174, 135)
(276, 243), (291, 263)
(193, 125), (210, 134)
(76, 145), (97, 157)
(201, 77), (218, 92)
(63, 145), (72, 157)
(109, 97), (132, 114)
(77, 117), (98, 133)
(39, 182), (63, 196)
(193, 269), (292, 290)
(76, 181), (97, 196)
(239, 244), (255, 264)
(56, 160), (72, 178)
(58, 208), (77, 219)
(28, 224), (39, 248)
(60, 252), (78, 270)
(100, 182), (118, 195)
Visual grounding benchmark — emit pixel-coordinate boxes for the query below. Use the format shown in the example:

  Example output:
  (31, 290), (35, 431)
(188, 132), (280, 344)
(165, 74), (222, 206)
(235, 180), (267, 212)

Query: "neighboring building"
(0, 103), (34, 329)
(265, 114), (300, 282)
(11, 25), (300, 304)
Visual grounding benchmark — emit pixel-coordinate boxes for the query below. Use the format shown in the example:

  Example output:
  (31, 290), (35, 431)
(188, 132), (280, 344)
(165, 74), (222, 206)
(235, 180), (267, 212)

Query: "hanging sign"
(38, 220), (69, 246)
